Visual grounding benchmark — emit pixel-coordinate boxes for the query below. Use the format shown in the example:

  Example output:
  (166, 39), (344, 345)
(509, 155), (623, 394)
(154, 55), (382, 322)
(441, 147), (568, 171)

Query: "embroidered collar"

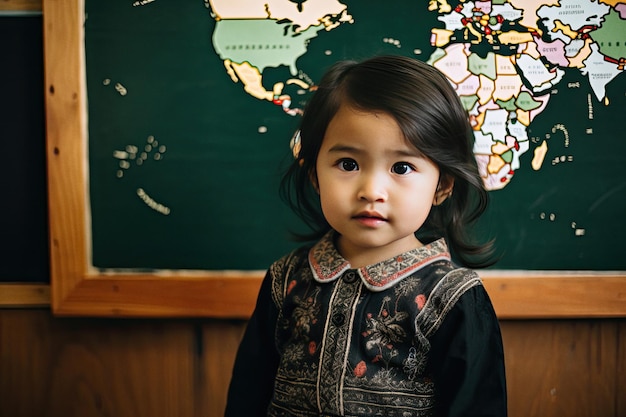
(308, 231), (451, 292)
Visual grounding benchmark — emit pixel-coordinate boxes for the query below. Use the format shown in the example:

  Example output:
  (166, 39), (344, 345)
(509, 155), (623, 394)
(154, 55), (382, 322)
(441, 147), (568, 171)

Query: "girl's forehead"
(320, 105), (428, 158)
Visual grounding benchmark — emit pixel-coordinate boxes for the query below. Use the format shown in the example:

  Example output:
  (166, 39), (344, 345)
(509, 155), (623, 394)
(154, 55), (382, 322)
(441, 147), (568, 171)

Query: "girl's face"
(314, 104), (451, 268)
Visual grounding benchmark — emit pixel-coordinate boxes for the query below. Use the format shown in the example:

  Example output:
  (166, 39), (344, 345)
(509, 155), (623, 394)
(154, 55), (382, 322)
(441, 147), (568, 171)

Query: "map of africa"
(84, 0), (625, 271)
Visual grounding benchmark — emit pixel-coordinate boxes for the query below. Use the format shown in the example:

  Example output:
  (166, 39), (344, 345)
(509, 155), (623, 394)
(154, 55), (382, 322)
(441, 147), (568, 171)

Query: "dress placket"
(316, 269), (362, 415)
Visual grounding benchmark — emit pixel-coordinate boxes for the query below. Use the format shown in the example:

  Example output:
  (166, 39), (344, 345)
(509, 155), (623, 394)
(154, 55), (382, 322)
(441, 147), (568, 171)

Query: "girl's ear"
(433, 175), (454, 206)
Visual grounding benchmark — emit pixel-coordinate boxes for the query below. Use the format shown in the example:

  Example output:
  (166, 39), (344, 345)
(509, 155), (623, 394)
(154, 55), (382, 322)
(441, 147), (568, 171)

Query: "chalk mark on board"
(112, 135), (170, 215)
(137, 188), (170, 215)
(113, 135), (166, 178)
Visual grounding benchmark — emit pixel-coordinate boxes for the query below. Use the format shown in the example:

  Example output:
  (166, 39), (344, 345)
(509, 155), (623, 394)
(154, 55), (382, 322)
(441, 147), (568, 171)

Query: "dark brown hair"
(281, 55), (495, 268)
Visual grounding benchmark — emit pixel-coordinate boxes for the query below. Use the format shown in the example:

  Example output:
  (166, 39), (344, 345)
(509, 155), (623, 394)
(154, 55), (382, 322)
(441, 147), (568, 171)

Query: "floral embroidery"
(354, 360), (367, 377)
(415, 294), (427, 310)
(403, 347), (420, 380)
(363, 296), (409, 367)
(286, 279), (297, 294)
(291, 287), (320, 341)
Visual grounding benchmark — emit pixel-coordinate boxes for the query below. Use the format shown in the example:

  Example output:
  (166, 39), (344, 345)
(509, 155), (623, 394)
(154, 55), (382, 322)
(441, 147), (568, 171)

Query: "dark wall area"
(0, 15), (49, 283)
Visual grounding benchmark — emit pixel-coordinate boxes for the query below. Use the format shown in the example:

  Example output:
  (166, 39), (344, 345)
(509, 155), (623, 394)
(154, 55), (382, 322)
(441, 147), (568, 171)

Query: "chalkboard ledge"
(480, 271), (626, 319)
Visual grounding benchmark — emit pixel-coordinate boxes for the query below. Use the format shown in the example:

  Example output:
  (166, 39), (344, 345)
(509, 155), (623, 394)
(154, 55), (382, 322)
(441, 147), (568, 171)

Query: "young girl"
(225, 55), (507, 417)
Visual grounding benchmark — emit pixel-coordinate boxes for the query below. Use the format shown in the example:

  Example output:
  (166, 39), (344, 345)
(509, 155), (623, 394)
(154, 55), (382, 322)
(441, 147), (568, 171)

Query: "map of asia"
(84, 0), (626, 271)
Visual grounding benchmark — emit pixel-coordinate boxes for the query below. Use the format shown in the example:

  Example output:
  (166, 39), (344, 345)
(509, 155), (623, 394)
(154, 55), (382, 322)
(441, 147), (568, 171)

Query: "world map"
(207, 0), (625, 191)
(84, 0), (626, 270)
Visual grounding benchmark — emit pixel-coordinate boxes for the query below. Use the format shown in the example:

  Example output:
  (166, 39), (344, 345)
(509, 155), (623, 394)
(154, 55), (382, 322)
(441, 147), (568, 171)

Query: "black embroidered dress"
(225, 232), (507, 417)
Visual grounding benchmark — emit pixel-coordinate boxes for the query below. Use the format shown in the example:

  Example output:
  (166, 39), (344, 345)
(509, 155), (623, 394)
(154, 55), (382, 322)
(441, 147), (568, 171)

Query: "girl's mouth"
(353, 212), (387, 226)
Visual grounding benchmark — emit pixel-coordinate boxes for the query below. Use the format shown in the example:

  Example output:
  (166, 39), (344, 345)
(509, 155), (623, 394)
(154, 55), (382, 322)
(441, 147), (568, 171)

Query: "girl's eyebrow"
(393, 148), (425, 158)
(327, 144), (362, 154)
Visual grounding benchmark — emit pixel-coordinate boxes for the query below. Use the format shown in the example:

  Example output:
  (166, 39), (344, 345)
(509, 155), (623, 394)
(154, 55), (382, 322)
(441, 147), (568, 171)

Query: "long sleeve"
(427, 284), (507, 417)
(224, 270), (280, 417)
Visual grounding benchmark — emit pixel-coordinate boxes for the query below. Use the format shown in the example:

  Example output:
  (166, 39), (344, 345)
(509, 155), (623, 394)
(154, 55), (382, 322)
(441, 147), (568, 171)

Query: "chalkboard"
(84, 1), (301, 271)
(45, 0), (626, 318)
(0, 14), (49, 284)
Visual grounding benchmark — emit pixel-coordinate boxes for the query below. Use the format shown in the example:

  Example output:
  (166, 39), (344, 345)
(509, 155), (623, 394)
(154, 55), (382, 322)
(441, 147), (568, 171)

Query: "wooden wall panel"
(201, 320), (247, 417)
(500, 320), (620, 417)
(0, 309), (197, 417)
(1, 309), (625, 417)
(617, 321), (626, 417)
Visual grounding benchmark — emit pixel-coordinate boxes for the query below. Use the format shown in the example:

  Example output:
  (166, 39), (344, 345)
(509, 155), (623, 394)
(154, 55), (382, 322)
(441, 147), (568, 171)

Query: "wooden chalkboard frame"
(43, 0), (626, 318)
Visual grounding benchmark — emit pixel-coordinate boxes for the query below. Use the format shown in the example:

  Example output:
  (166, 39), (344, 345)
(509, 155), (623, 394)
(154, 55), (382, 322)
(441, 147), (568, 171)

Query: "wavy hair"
(280, 55), (496, 268)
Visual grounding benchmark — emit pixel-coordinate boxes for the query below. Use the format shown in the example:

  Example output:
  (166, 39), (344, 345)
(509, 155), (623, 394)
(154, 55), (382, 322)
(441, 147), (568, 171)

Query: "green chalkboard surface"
(84, 0), (626, 272)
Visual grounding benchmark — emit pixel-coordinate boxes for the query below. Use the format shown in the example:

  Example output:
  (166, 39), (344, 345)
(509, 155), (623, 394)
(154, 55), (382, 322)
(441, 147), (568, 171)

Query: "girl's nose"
(357, 173), (388, 202)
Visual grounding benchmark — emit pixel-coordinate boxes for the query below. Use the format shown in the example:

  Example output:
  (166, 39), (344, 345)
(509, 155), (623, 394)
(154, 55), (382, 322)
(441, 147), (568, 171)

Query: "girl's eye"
(338, 158), (359, 171)
(392, 162), (415, 175)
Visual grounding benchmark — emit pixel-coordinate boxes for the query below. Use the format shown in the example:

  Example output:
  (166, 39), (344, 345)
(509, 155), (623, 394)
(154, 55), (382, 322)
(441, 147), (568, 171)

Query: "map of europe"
(84, 0), (626, 270)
